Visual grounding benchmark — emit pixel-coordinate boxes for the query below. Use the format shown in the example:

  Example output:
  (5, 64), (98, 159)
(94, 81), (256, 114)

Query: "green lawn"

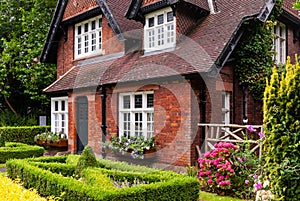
(199, 191), (244, 201)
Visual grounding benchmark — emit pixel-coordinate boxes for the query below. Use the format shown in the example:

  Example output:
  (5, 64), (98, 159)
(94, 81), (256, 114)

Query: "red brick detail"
(176, 4), (199, 36)
(63, 0), (98, 21)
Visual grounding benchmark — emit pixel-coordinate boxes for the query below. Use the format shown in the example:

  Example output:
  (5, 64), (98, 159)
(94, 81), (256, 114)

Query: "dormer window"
(75, 16), (102, 59)
(144, 7), (176, 52)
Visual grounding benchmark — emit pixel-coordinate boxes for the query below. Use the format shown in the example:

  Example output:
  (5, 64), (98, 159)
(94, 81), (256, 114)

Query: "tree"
(294, 0), (300, 10)
(0, 0), (57, 115)
(263, 55), (300, 200)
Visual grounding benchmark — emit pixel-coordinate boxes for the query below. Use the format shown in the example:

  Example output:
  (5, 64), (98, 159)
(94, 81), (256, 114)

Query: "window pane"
(84, 23), (88, 32)
(61, 101), (65, 111)
(167, 11), (174, 22)
(157, 14), (164, 25)
(55, 101), (58, 111)
(148, 17), (154, 27)
(147, 94), (154, 108)
(92, 20), (96, 30)
(77, 25), (81, 35)
(134, 95), (142, 108)
(123, 95), (130, 109)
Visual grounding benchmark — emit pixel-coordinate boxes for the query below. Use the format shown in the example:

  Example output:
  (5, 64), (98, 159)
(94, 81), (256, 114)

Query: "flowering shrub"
(0, 174), (62, 201)
(198, 126), (265, 199)
(105, 136), (155, 159)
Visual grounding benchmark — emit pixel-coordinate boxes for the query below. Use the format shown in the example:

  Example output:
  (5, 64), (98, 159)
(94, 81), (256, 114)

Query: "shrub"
(75, 145), (97, 177)
(263, 56), (300, 200)
(0, 126), (50, 144)
(6, 156), (200, 201)
(198, 127), (264, 200)
(0, 142), (44, 163)
(0, 132), (5, 147)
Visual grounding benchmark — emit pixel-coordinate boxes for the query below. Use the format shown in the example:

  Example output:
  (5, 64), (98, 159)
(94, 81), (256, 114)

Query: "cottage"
(41, 0), (300, 169)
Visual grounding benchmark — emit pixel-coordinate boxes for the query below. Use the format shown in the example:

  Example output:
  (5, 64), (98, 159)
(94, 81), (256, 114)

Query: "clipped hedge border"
(0, 126), (50, 144)
(7, 156), (200, 201)
(0, 142), (44, 163)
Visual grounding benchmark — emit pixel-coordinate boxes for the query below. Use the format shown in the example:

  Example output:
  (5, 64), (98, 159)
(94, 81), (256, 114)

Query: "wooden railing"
(197, 124), (264, 159)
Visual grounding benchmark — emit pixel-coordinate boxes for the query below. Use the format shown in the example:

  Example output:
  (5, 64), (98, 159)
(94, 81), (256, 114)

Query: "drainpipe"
(200, 83), (207, 152)
(241, 83), (248, 125)
(101, 86), (107, 159)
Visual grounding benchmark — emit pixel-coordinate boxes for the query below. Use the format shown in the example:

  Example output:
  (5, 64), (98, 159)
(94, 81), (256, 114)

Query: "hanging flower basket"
(35, 131), (68, 148)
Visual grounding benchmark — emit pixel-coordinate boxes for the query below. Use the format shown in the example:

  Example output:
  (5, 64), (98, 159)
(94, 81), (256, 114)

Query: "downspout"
(200, 82), (207, 152)
(101, 86), (107, 159)
(241, 83), (248, 124)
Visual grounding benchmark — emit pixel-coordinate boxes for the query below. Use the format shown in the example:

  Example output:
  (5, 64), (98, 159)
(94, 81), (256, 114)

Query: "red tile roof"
(43, 0), (279, 93)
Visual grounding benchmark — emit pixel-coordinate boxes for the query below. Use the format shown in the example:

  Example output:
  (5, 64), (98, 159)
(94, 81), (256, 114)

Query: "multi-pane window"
(119, 92), (154, 139)
(222, 92), (230, 124)
(51, 97), (68, 136)
(144, 7), (176, 52)
(273, 22), (286, 64)
(75, 16), (102, 59)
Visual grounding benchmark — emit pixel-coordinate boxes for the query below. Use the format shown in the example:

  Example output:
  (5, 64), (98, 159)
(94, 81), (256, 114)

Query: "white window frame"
(273, 22), (286, 64)
(119, 91), (154, 139)
(222, 92), (230, 124)
(74, 15), (102, 59)
(51, 97), (68, 136)
(144, 7), (176, 52)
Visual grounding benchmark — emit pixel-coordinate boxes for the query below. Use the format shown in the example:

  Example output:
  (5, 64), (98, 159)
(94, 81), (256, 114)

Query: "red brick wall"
(56, 17), (125, 78)
(287, 25), (300, 63)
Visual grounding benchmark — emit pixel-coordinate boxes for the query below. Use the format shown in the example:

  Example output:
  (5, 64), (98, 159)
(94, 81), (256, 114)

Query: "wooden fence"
(197, 123), (264, 159)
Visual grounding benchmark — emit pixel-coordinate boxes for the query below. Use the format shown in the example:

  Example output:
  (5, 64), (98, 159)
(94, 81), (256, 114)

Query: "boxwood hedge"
(0, 142), (44, 163)
(6, 155), (200, 200)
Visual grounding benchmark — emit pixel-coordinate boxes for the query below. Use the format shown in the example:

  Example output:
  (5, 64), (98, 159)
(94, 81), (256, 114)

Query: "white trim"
(51, 97), (68, 137)
(222, 92), (230, 124)
(74, 15), (103, 59)
(144, 7), (176, 53)
(273, 22), (286, 64)
(119, 91), (154, 139)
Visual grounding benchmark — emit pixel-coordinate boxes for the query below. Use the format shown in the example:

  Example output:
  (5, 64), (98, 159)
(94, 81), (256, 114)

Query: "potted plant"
(34, 131), (68, 147)
(105, 136), (155, 159)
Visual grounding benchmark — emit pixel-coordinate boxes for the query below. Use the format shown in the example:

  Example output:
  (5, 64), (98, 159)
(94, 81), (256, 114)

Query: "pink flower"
(245, 180), (249, 184)
(256, 183), (263, 190)
(219, 175), (225, 180)
(229, 169), (234, 173)
(258, 131), (265, 138)
(237, 157), (243, 163)
(247, 125), (256, 132)
(206, 170), (212, 175)
(215, 173), (220, 177)
(207, 179), (213, 184)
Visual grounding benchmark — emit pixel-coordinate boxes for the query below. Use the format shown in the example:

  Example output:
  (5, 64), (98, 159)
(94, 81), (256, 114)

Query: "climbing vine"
(235, 1), (283, 101)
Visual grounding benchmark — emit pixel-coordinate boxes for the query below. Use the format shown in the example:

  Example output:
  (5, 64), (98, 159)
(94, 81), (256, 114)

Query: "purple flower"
(255, 183), (263, 190)
(258, 131), (265, 138)
(247, 125), (256, 132)
(245, 180), (249, 184)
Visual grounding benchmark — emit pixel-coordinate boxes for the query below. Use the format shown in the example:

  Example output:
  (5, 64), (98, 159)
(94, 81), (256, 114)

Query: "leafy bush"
(0, 142), (44, 163)
(0, 132), (5, 147)
(263, 56), (300, 200)
(0, 126), (50, 144)
(75, 145), (98, 177)
(0, 109), (38, 127)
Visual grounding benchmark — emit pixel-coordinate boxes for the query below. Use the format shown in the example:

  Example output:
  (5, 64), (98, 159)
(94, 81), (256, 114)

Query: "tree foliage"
(263, 55), (300, 200)
(0, 0), (57, 115)
(294, 0), (300, 10)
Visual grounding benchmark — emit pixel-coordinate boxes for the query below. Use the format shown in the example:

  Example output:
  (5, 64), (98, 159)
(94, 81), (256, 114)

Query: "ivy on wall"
(234, 1), (283, 101)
